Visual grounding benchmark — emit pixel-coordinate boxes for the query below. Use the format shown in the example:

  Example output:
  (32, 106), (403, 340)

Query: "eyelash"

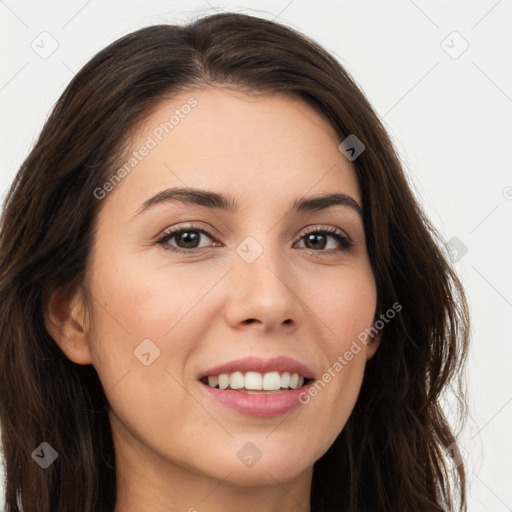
(156, 224), (354, 256)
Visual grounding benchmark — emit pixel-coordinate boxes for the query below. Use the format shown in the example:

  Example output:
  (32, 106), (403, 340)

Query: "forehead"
(101, 87), (361, 218)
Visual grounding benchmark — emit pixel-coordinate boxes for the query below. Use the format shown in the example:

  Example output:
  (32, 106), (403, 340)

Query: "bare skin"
(46, 87), (379, 512)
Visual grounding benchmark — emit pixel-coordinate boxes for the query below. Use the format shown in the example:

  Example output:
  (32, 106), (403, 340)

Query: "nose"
(223, 243), (304, 333)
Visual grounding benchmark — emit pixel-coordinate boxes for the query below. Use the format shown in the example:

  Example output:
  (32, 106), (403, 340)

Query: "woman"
(0, 11), (469, 512)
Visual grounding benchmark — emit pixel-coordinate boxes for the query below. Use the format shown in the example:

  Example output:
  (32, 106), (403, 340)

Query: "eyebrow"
(132, 187), (363, 219)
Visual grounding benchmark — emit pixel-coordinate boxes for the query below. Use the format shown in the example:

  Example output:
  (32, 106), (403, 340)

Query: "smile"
(201, 371), (309, 392)
(197, 356), (315, 417)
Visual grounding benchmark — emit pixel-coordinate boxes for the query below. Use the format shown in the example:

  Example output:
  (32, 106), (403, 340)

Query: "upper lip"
(197, 356), (315, 380)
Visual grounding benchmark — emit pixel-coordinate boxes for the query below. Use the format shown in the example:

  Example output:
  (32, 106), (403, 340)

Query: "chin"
(193, 439), (317, 486)
(214, 460), (311, 487)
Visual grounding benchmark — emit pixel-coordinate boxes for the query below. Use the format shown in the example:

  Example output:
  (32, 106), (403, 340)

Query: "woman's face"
(64, 88), (378, 500)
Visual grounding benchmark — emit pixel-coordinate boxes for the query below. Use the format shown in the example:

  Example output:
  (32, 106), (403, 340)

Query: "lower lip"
(199, 381), (312, 418)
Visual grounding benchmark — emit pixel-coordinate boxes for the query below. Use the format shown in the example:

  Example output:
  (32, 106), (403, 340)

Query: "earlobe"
(44, 285), (94, 365)
(365, 332), (381, 361)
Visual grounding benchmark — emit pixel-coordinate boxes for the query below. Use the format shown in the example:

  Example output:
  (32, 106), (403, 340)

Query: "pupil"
(306, 233), (326, 250)
(177, 231), (199, 248)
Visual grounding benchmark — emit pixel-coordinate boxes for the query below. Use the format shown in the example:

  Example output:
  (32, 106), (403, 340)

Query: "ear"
(44, 285), (94, 365)
(365, 331), (381, 361)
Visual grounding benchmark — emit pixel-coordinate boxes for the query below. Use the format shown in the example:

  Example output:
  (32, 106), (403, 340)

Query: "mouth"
(197, 356), (315, 417)
(199, 371), (312, 393)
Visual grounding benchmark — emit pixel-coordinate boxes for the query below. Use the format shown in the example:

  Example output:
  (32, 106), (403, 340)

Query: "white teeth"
(262, 371), (281, 390)
(204, 371), (307, 391)
(218, 374), (230, 390)
(229, 371), (245, 390)
(244, 371), (263, 390)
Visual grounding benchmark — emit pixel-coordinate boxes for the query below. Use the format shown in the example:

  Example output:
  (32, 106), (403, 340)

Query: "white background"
(1, 1), (511, 510)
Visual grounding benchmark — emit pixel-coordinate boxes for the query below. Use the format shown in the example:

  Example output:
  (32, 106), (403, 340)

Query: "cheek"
(87, 257), (200, 362)
(88, 245), (222, 340)
(85, 245), (223, 413)
(85, 258), (214, 465)
(290, 265), (376, 456)
(318, 263), (377, 340)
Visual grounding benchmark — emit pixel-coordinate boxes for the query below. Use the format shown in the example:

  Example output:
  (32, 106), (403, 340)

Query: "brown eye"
(172, 230), (202, 249)
(303, 232), (329, 250)
(296, 227), (353, 253)
(158, 226), (217, 253)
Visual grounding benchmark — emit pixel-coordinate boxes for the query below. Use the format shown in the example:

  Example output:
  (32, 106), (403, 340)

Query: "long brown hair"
(0, 12), (469, 511)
